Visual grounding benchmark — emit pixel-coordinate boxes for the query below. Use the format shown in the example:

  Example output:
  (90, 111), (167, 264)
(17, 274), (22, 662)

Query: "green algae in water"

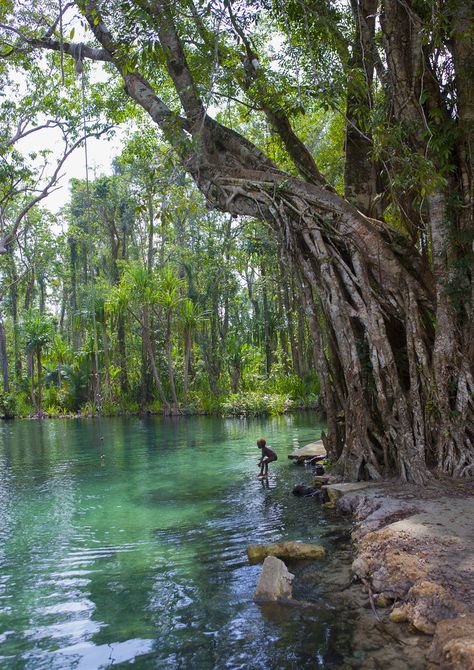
(0, 415), (354, 669)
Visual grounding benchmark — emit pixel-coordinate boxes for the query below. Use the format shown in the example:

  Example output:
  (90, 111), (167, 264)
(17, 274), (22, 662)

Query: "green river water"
(0, 414), (356, 669)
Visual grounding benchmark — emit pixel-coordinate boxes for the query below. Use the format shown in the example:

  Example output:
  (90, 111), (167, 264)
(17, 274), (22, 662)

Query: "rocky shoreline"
(321, 479), (474, 669)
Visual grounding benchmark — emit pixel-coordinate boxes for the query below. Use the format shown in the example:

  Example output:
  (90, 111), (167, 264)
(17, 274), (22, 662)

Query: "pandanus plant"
(108, 262), (171, 413)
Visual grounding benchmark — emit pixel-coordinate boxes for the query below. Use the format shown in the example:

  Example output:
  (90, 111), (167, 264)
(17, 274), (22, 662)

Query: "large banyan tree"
(2, 0), (473, 482)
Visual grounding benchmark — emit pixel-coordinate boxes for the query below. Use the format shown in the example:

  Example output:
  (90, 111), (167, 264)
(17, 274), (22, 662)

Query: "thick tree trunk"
(344, 0), (381, 218)
(53, 0), (473, 481)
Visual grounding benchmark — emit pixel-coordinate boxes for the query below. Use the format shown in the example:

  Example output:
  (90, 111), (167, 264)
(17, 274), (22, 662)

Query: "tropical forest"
(0, 1), (473, 669)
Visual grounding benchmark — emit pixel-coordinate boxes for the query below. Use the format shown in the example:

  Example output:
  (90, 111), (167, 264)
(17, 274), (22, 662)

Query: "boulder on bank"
(312, 474), (337, 487)
(428, 615), (474, 670)
(247, 541), (326, 564)
(389, 579), (467, 635)
(253, 556), (295, 603)
(323, 482), (378, 504)
(288, 441), (326, 463)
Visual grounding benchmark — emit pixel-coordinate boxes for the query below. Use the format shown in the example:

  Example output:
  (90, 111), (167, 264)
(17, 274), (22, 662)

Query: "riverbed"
(0, 414), (355, 669)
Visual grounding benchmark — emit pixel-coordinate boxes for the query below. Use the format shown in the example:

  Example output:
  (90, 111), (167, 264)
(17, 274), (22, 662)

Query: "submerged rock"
(292, 484), (325, 499)
(253, 555), (295, 603)
(247, 541), (326, 564)
(428, 614), (474, 670)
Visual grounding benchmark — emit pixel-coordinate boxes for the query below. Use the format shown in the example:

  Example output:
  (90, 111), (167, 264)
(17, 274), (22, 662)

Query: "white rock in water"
(289, 441), (327, 459)
(253, 556), (295, 603)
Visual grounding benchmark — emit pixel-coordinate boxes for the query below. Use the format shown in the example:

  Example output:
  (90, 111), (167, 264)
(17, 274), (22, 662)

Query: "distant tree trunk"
(69, 237), (81, 351)
(199, 290), (222, 396)
(4, 246), (20, 377)
(59, 283), (67, 335)
(7, 257), (21, 378)
(117, 315), (128, 394)
(110, 232), (129, 395)
(36, 348), (42, 417)
(102, 319), (111, 400)
(183, 331), (192, 407)
(0, 319), (9, 393)
(165, 309), (179, 413)
(291, 281), (305, 376)
(260, 263), (272, 375)
(245, 268), (260, 346)
(29, 353), (35, 408)
(159, 203), (166, 267)
(140, 328), (151, 407)
(24, 272), (34, 310)
(279, 260), (298, 376)
(147, 194), (154, 272)
(230, 362), (241, 393)
(296, 303), (306, 376)
(53, 0), (473, 482)
(200, 326), (221, 396)
(277, 284), (290, 373)
(38, 275), (46, 315)
(142, 308), (170, 413)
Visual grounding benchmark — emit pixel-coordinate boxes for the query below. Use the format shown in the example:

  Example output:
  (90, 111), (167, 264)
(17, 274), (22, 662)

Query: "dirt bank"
(323, 479), (474, 670)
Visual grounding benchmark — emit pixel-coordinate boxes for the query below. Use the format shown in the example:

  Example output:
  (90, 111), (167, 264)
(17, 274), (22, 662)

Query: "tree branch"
(0, 126), (113, 254)
(0, 23), (112, 62)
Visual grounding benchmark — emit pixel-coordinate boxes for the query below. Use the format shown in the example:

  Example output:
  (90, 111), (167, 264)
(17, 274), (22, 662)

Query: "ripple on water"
(0, 415), (358, 670)
(22, 638), (156, 670)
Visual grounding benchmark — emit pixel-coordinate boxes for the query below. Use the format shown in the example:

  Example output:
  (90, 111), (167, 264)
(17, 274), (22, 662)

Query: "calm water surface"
(0, 414), (354, 669)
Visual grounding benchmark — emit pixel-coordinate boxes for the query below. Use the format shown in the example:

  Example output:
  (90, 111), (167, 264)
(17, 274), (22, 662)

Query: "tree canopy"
(0, 0), (472, 482)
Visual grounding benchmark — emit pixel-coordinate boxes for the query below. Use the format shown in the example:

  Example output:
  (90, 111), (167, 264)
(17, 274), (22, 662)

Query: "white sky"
(16, 127), (124, 214)
(9, 8), (123, 215)
(9, 7), (282, 216)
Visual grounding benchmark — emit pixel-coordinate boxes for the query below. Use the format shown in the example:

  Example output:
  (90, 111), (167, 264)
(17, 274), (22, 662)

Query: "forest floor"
(321, 478), (474, 669)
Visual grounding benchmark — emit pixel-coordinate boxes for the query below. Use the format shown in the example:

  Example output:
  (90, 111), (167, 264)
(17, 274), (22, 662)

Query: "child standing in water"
(256, 438), (277, 478)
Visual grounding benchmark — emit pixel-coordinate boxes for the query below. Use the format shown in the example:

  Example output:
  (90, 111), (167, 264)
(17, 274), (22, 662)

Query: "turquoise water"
(0, 414), (353, 669)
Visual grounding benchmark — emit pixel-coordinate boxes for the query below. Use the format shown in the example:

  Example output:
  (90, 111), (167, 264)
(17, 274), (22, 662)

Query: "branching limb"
(0, 125), (113, 254)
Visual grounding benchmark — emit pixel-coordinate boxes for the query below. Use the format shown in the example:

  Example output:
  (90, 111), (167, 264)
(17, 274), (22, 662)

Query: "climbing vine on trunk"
(2, 0), (473, 481)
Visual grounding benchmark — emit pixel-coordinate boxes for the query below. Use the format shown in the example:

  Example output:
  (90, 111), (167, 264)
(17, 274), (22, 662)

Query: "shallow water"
(0, 414), (355, 669)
